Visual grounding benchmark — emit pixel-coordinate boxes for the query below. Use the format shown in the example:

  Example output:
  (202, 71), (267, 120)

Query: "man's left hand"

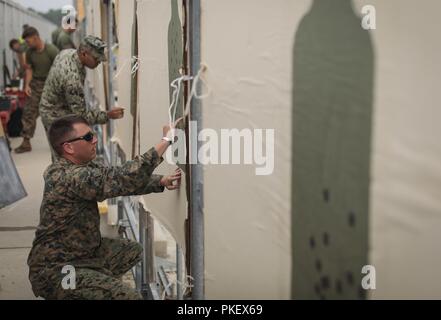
(160, 168), (182, 190)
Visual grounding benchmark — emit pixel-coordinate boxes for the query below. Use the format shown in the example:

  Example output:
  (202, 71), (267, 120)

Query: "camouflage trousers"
(42, 123), (59, 162)
(32, 238), (143, 300)
(21, 79), (45, 139)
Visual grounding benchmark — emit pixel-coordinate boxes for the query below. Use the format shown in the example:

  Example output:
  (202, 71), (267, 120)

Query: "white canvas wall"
(84, 0), (106, 111)
(352, 0), (441, 299)
(114, 0), (135, 153)
(84, 0), (441, 299)
(200, 0), (311, 299)
(137, 0), (188, 248)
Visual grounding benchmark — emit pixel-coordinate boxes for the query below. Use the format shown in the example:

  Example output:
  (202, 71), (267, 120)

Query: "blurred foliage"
(27, 8), (63, 26)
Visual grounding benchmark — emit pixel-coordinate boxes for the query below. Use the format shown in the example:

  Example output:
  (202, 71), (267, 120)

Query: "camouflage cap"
(82, 35), (107, 62)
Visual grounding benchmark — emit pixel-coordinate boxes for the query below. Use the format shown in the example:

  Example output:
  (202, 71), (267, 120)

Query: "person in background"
(40, 35), (124, 137)
(53, 18), (78, 51)
(51, 27), (62, 46)
(56, 27), (76, 50)
(9, 38), (28, 80)
(14, 27), (59, 154)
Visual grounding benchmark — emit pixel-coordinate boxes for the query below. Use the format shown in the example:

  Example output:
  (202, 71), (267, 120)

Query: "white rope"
(183, 63), (210, 118)
(160, 274), (195, 300)
(168, 74), (193, 140)
(131, 56), (140, 77)
(168, 63), (210, 140)
(112, 56), (140, 80)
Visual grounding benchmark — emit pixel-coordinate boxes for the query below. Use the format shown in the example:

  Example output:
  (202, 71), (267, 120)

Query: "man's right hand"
(163, 124), (171, 138)
(163, 118), (183, 138)
(24, 85), (32, 97)
(107, 107), (125, 119)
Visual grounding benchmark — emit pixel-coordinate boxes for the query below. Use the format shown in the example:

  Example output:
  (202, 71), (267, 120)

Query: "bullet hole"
(323, 232), (330, 246)
(315, 259), (322, 272)
(309, 236), (316, 249)
(348, 211), (356, 227)
(323, 189), (330, 203)
(336, 280), (343, 294)
(320, 276), (330, 290)
(346, 271), (354, 286)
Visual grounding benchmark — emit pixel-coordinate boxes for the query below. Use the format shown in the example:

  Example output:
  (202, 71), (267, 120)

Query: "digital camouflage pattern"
(39, 49), (109, 129)
(21, 79), (45, 139)
(27, 147), (165, 299)
(39, 239), (143, 300)
(82, 35), (107, 62)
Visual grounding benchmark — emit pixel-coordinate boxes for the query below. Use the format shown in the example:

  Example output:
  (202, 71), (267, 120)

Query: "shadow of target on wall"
(291, 0), (374, 300)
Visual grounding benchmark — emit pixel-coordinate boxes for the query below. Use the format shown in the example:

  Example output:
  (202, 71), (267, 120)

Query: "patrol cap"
(81, 35), (107, 62)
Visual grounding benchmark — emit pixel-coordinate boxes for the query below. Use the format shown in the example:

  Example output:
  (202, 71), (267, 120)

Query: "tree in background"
(27, 8), (63, 26)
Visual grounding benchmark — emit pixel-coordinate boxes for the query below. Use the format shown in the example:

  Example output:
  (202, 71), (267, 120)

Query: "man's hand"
(163, 124), (171, 138)
(107, 107), (125, 119)
(160, 168), (182, 190)
(163, 117), (184, 140)
(24, 85), (32, 97)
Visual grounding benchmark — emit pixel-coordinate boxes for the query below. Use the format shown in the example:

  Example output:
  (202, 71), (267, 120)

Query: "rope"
(168, 63), (210, 140)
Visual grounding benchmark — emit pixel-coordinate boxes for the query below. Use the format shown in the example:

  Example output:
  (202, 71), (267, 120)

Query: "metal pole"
(176, 244), (183, 300)
(189, 0), (204, 300)
(138, 206), (155, 289)
(105, 0), (117, 207)
(106, 0), (115, 162)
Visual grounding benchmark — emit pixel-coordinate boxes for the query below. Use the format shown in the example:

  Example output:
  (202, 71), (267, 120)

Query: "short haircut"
(9, 39), (19, 50)
(48, 115), (90, 156)
(22, 26), (39, 39)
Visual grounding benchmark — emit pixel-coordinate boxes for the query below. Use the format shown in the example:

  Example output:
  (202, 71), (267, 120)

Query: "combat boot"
(14, 138), (32, 153)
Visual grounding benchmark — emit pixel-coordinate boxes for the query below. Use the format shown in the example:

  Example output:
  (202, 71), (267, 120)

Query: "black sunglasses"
(61, 131), (95, 145)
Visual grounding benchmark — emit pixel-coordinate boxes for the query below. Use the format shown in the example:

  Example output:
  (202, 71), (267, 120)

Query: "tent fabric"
(85, 0), (441, 299)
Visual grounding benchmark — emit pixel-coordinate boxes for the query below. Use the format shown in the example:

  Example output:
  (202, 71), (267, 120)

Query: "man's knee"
(129, 240), (143, 257)
(56, 268), (142, 300)
(102, 238), (143, 257)
(117, 239), (143, 265)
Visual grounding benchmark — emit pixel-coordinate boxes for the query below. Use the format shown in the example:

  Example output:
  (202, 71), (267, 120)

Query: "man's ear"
(78, 49), (85, 59)
(63, 143), (75, 156)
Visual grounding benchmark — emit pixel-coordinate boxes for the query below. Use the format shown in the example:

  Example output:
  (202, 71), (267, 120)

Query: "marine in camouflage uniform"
(39, 37), (108, 131)
(27, 146), (166, 299)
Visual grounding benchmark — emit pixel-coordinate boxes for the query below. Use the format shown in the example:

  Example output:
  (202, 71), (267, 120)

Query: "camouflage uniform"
(21, 79), (45, 139)
(27, 147), (165, 300)
(39, 48), (108, 130)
